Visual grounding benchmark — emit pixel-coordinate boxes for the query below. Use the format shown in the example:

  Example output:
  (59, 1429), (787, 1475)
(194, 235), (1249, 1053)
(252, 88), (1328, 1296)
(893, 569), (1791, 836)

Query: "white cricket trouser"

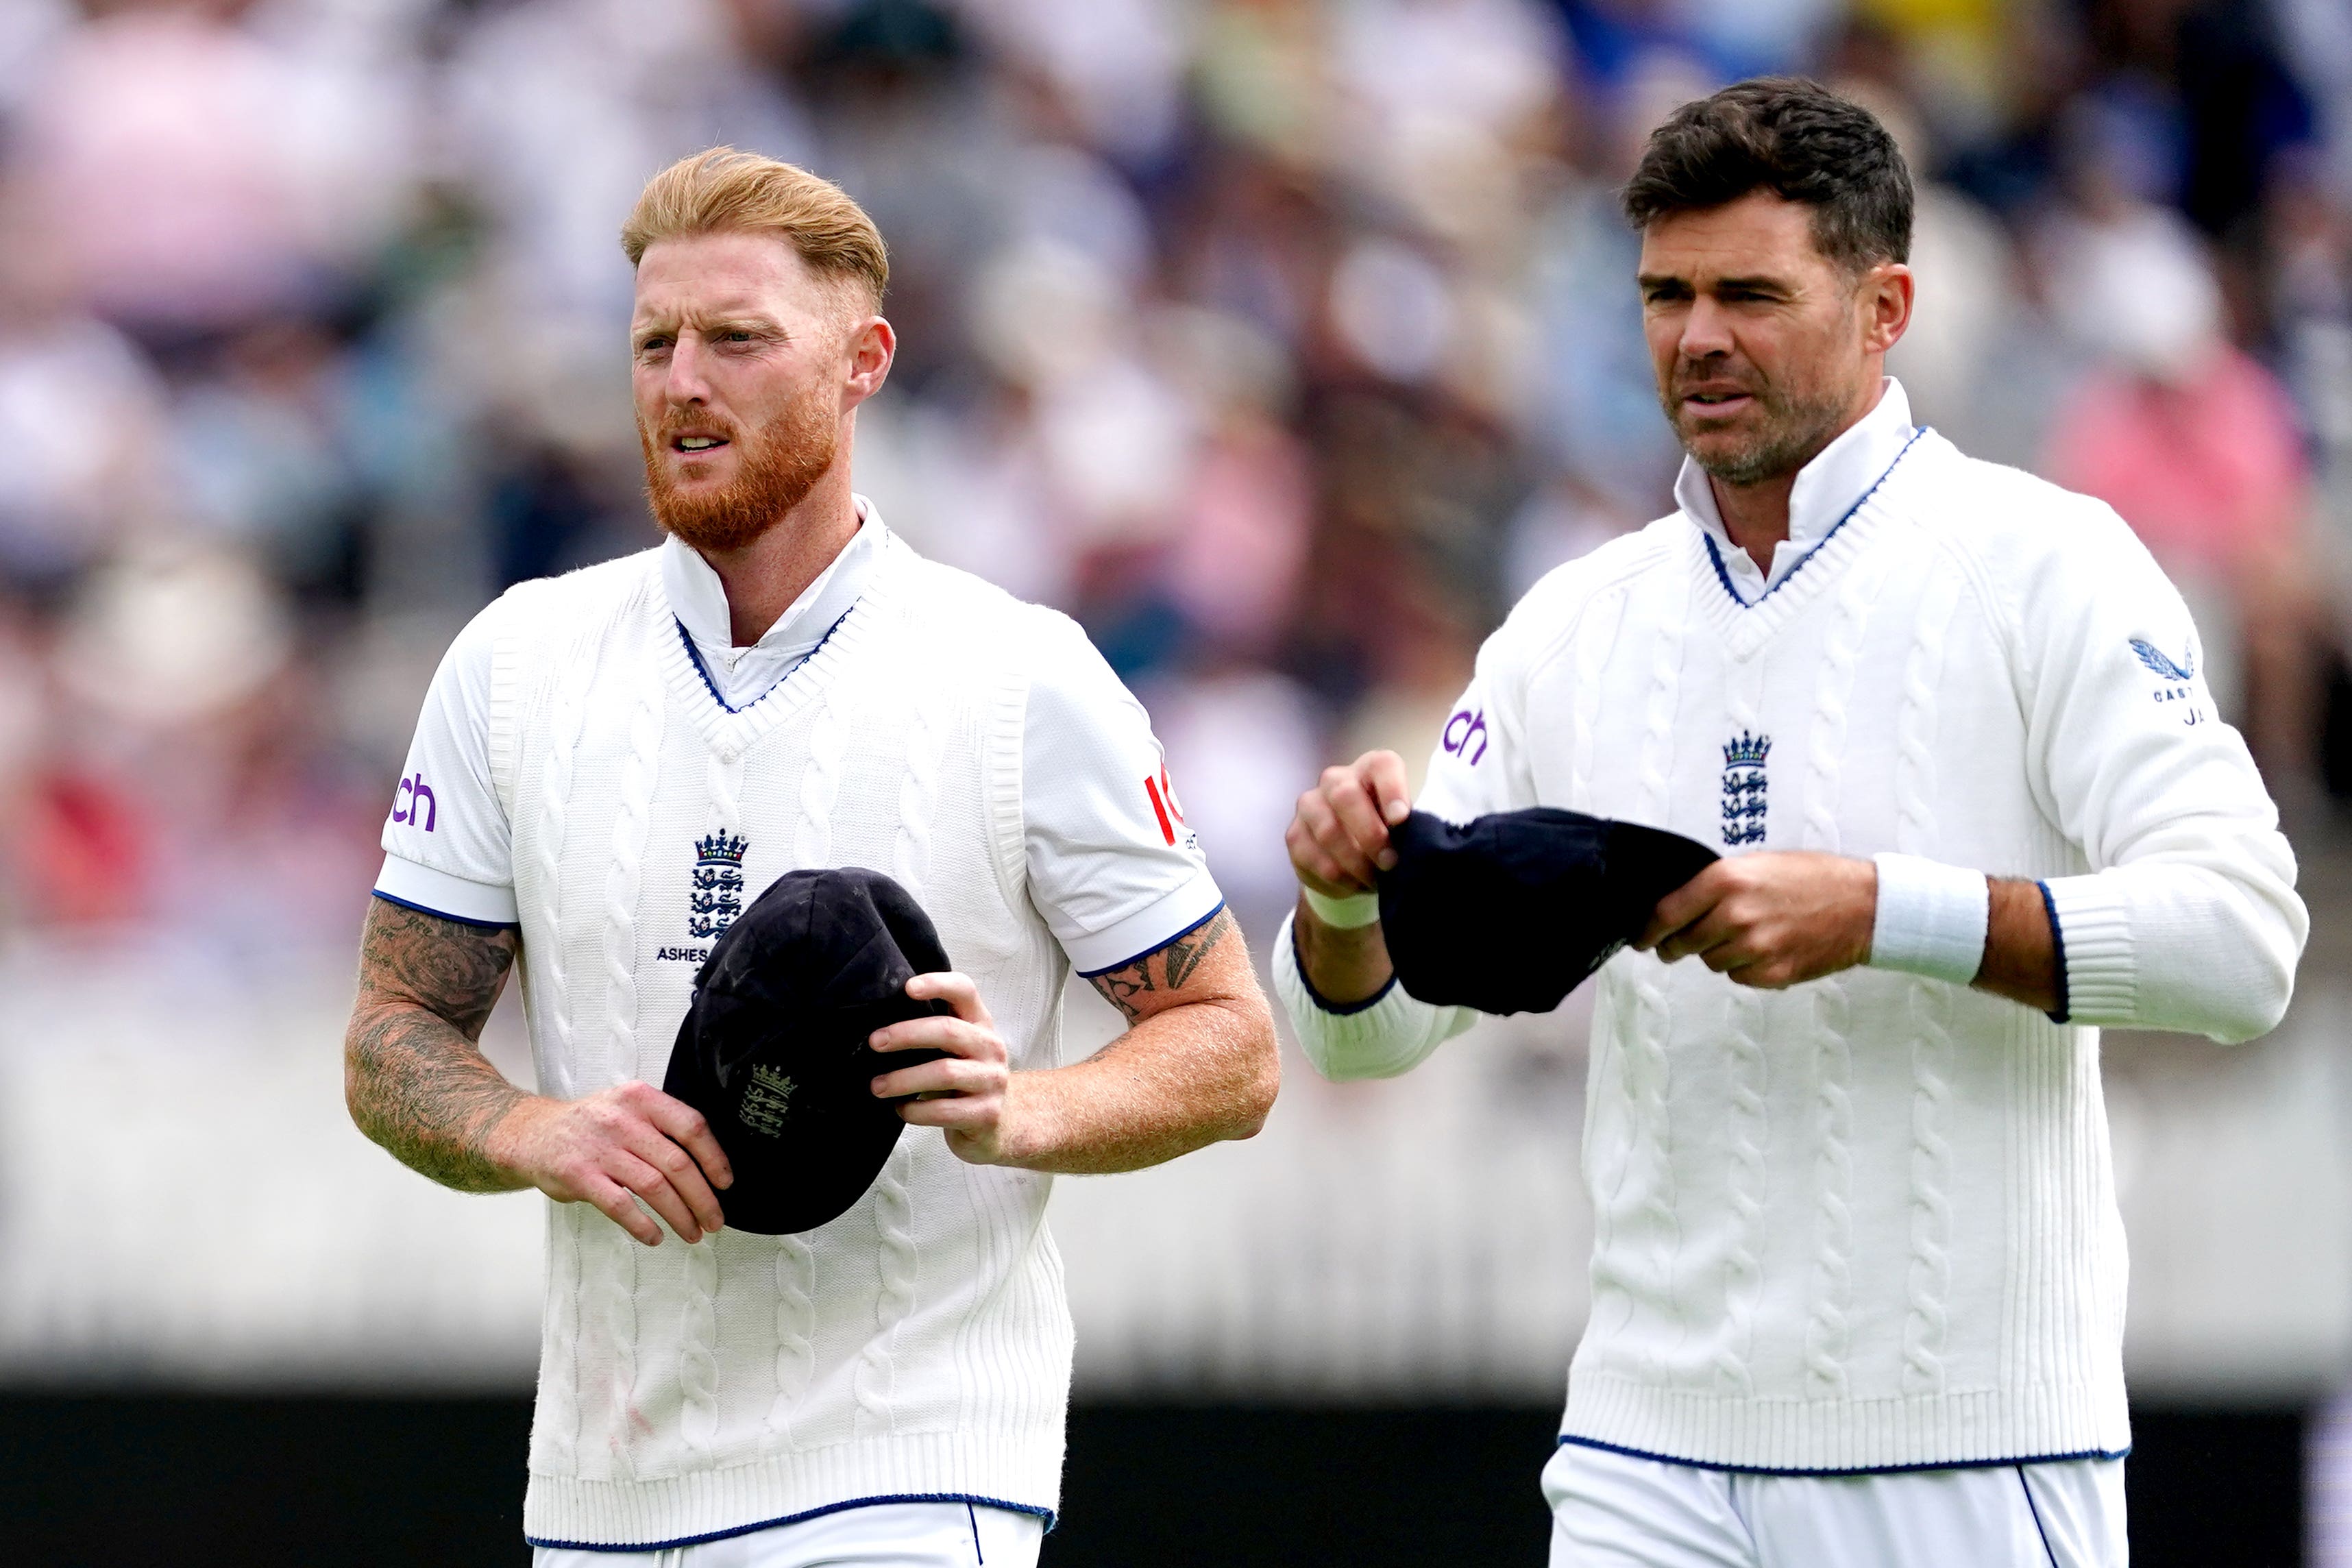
(1545, 1441), (2127, 1567)
(532, 1501), (1044, 1568)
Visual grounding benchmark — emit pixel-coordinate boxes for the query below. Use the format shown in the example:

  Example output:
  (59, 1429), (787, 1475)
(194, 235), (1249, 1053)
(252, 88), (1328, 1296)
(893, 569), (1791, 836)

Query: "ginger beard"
(640, 379), (839, 554)
(1660, 356), (1854, 489)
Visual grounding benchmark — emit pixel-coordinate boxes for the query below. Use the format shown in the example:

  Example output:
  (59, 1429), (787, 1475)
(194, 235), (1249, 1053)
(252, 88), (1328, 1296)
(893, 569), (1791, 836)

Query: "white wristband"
(1302, 886), (1382, 929)
(1867, 853), (1989, 985)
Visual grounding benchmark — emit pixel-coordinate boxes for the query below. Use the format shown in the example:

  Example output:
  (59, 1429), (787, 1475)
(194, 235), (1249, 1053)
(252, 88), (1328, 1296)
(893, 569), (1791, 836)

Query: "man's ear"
(842, 313), (896, 408)
(1860, 262), (1914, 356)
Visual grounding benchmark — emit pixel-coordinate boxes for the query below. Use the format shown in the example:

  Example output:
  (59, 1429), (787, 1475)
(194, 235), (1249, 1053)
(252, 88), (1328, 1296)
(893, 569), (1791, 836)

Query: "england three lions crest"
(1720, 731), (1769, 847)
(689, 831), (748, 940)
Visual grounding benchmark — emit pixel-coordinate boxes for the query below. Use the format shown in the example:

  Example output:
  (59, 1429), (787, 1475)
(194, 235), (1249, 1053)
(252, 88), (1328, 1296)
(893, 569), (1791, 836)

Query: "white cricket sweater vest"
(486, 536), (1073, 1549)
(1286, 428), (2304, 1473)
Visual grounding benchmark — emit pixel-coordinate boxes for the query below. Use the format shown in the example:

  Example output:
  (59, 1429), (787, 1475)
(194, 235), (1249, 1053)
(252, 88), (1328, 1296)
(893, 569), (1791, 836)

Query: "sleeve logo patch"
(390, 772), (437, 831)
(1144, 759), (1188, 846)
(2130, 637), (2207, 726)
(1443, 707), (1489, 765)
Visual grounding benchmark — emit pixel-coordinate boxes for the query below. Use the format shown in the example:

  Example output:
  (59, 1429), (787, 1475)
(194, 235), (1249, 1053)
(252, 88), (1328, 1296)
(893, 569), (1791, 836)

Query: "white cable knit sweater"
(478, 539), (1099, 1547)
(1278, 400), (2306, 1473)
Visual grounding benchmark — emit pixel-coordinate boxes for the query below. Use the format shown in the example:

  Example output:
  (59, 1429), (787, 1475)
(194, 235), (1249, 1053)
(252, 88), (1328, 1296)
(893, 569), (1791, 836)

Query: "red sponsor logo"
(1144, 758), (1187, 846)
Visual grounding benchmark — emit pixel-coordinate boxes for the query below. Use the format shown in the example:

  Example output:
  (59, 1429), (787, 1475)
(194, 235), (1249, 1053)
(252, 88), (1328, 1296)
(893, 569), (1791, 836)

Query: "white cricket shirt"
(1277, 380), (2308, 1473)
(376, 501), (1221, 978)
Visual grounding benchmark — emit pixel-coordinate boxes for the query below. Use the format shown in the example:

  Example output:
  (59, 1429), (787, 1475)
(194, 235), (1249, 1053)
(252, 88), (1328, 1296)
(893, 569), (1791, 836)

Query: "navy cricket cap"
(1377, 808), (1719, 1014)
(663, 866), (952, 1236)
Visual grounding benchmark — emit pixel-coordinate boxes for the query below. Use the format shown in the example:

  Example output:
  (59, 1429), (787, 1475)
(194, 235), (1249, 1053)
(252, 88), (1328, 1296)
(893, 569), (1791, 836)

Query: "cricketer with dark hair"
(1279, 78), (2304, 1565)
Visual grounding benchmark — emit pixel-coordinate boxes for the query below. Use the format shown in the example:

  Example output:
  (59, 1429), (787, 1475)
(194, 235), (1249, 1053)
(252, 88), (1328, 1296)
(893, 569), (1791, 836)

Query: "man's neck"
(694, 465), (861, 647)
(1707, 377), (1885, 574)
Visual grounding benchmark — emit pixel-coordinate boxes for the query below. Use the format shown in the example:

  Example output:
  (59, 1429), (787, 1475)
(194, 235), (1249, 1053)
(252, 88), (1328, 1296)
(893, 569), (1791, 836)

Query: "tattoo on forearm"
(346, 901), (526, 1193)
(1088, 908), (1234, 1025)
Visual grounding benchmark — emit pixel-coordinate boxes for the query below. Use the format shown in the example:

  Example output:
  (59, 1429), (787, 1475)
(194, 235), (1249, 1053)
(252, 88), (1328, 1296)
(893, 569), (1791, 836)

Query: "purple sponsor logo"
(391, 772), (437, 831)
(1442, 707), (1489, 765)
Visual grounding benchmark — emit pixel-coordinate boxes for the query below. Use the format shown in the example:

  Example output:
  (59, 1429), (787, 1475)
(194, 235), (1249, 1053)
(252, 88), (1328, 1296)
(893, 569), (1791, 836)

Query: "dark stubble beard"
(640, 384), (839, 554)
(1661, 367), (1852, 488)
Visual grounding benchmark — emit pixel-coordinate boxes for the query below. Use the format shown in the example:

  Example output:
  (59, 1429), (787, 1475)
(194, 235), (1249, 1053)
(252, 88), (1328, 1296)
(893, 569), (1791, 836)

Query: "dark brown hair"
(1621, 77), (1913, 271)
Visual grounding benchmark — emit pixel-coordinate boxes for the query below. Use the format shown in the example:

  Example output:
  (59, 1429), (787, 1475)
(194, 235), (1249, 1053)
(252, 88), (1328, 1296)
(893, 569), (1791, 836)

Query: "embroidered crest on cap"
(737, 1062), (797, 1138)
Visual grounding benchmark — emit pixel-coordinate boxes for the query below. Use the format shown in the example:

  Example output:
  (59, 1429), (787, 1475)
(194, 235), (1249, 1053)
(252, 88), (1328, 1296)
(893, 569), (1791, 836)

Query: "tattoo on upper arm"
(347, 900), (526, 1192)
(1088, 908), (1234, 1025)
(358, 901), (518, 1038)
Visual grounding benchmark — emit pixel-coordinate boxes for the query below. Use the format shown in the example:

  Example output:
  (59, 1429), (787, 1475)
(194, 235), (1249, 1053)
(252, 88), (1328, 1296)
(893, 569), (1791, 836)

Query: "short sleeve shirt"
(375, 516), (1223, 976)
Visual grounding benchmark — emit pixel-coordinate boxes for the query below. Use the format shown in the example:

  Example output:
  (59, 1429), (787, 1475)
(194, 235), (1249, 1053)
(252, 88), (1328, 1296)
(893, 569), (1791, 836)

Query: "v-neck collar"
(653, 530), (900, 759)
(659, 500), (882, 705)
(1675, 378), (1918, 604)
(1686, 427), (1935, 661)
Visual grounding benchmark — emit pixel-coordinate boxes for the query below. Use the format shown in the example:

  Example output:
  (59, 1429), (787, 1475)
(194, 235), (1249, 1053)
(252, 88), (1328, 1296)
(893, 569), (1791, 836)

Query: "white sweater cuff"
(1867, 853), (1987, 985)
(1272, 911), (1470, 1081)
(2041, 872), (2135, 1025)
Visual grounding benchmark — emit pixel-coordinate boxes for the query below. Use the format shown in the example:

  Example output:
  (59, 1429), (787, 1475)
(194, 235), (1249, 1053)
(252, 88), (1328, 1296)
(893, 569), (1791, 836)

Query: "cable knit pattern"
(1568, 589), (1628, 814)
(1895, 572), (1964, 1394)
(1711, 653), (1770, 1396)
(598, 648), (666, 1481)
(1796, 549), (1881, 1399)
(1284, 426), (2305, 1471)
(891, 671), (948, 896)
(527, 624), (604, 1475)
(855, 1140), (921, 1438)
(677, 748), (745, 1464)
(493, 539), (1074, 1548)
(1621, 567), (1691, 1347)
(857, 667), (952, 1438)
(795, 686), (845, 870)
(765, 1232), (816, 1449)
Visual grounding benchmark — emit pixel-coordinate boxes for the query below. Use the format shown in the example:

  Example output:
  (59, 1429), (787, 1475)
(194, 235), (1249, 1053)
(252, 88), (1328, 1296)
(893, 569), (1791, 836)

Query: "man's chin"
(656, 512), (783, 555)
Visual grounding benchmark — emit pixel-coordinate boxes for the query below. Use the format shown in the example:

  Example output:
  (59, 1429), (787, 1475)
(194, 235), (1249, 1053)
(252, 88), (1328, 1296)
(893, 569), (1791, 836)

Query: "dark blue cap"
(1377, 808), (1717, 1014)
(663, 867), (951, 1235)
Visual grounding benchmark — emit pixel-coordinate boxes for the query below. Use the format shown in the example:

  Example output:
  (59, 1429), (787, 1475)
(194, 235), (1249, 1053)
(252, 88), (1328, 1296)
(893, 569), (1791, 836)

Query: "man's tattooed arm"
(1088, 908), (1236, 1024)
(1010, 905), (1273, 1172)
(345, 899), (528, 1193)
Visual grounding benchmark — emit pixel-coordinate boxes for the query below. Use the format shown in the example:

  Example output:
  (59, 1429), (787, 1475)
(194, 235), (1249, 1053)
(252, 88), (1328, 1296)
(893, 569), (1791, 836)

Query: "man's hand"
(868, 972), (1027, 1166)
(1637, 852), (1876, 989)
(1284, 750), (1411, 1006)
(1286, 749), (1412, 896)
(485, 1081), (735, 1246)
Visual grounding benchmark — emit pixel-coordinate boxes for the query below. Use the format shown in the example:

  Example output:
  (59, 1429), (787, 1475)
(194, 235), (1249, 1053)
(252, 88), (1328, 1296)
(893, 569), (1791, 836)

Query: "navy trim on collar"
(1701, 426), (1927, 610)
(674, 607), (854, 717)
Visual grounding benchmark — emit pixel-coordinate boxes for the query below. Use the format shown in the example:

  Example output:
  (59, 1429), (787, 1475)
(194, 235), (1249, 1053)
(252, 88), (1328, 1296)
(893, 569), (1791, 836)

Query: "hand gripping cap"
(1376, 808), (1718, 1014)
(663, 867), (952, 1235)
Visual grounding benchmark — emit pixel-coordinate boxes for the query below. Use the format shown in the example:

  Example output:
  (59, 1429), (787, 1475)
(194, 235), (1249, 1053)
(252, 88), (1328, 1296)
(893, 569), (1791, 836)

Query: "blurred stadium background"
(0, 0), (2347, 1561)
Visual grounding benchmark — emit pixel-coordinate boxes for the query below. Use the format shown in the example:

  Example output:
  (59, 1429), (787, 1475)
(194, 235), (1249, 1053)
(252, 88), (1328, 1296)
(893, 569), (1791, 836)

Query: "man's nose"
(665, 334), (712, 403)
(1678, 295), (1735, 360)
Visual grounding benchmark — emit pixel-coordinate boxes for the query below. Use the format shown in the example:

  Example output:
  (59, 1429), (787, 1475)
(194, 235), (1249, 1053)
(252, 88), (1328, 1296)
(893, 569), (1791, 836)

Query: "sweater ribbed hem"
(522, 1429), (1064, 1551)
(2042, 874), (2136, 1025)
(1561, 1371), (2130, 1473)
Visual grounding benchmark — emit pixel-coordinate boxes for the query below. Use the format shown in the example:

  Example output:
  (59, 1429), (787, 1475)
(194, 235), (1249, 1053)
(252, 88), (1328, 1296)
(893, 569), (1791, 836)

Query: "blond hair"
(622, 147), (888, 308)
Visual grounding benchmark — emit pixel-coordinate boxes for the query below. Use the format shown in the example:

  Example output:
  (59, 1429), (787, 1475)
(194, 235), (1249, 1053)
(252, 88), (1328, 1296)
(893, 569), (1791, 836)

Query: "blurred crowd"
(0, 0), (2348, 955)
